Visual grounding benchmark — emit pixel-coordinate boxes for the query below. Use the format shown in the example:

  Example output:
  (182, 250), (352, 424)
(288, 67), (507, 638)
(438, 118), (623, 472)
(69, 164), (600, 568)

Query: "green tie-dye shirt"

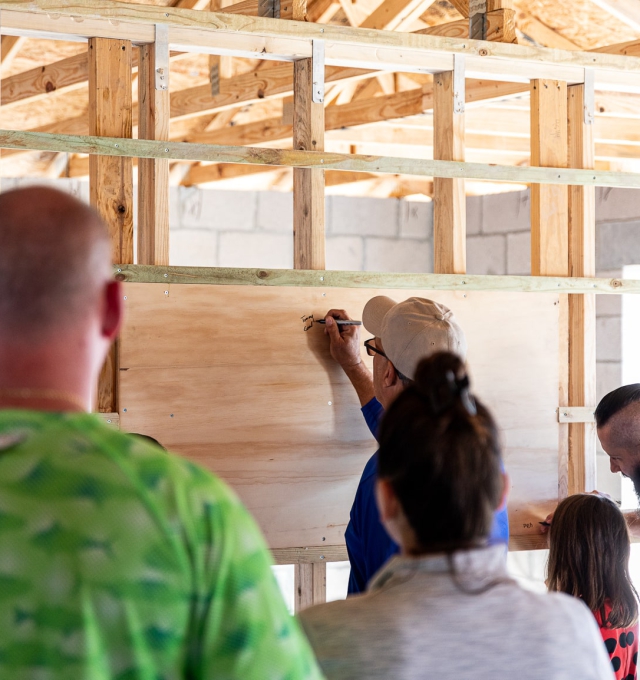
(0, 410), (324, 680)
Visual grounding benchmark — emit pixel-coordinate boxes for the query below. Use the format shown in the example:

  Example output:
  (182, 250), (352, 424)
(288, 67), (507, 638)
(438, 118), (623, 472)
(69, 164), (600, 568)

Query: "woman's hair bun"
(414, 352), (476, 417)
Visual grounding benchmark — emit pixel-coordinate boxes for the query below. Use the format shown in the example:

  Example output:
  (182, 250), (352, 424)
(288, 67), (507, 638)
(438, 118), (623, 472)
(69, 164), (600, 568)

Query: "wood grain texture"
(115, 264), (640, 295)
(88, 38), (134, 265)
(295, 563), (326, 611)
(530, 80), (568, 277)
(0, 35), (25, 72)
(293, 57), (325, 270)
(272, 545), (347, 563)
(486, 8), (516, 43)
(185, 79), (528, 159)
(89, 38), (133, 413)
(414, 18), (468, 38)
(1, 52), (88, 110)
(118, 283), (561, 550)
(359, 0), (430, 30)
(448, 0), (470, 17)
(138, 42), (170, 267)
(433, 69), (465, 274)
(170, 64), (370, 121)
(2, 0), (640, 87)
(567, 83), (597, 495)
(4, 129), (640, 188)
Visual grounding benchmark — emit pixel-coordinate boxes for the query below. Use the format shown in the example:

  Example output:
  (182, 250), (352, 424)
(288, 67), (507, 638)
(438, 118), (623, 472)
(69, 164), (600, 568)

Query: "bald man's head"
(596, 385), (640, 493)
(0, 186), (112, 340)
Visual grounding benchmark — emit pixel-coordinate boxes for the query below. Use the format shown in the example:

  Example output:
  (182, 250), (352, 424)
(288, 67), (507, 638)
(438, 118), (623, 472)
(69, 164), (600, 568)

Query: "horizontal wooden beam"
(170, 64), (371, 120)
(114, 264), (640, 295)
(2, 129), (639, 188)
(270, 535), (555, 559)
(2, 51), (90, 110)
(0, 0), (639, 90)
(0, 50), (192, 113)
(186, 80), (530, 150)
(272, 545), (347, 564)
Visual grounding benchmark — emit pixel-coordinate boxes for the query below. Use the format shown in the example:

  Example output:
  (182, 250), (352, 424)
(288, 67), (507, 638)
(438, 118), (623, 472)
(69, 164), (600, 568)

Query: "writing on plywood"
(119, 283), (560, 550)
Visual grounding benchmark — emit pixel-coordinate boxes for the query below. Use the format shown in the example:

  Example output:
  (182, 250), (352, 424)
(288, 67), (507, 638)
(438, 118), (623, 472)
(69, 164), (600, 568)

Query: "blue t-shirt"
(345, 397), (510, 595)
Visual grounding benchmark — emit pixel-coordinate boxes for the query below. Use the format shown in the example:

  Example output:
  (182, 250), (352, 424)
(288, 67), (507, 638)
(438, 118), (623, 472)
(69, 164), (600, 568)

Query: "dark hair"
(377, 352), (504, 553)
(547, 493), (638, 629)
(595, 384), (640, 428)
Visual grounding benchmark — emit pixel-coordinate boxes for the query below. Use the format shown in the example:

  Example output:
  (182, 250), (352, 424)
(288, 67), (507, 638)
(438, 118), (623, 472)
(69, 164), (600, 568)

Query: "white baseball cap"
(362, 296), (467, 380)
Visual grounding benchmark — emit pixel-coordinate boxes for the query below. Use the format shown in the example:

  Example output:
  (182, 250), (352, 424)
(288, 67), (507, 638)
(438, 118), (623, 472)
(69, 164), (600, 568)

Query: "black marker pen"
(315, 320), (362, 326)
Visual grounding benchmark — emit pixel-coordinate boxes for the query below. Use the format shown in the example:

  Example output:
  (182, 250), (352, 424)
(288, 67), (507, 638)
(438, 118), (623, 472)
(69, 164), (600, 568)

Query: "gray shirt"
(299, 545), (615, 680)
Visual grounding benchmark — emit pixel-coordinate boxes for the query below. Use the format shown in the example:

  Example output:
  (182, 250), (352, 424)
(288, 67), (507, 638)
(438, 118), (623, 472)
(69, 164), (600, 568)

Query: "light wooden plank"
(530, 79), (570, 502)
(295, 562), (326, 611)
(359, 0), (431, 31)
(0, 35), (25, 72)
(272, 545), (347, 563)
(592, 38), (640, 56)
(2, 2), (640, 85)
(530, 80), (569, 277)
(293, 55), (325, 270)
(567, 82), (597, 495)
(433, 63), (465, 274)
(516, 11), (581, 50)
(486, 8), (516, 43)
(187, 81), (528, 151)
(448, 0), (470, 17)
(4, 128), (640, 189)
(115, 264), (640, 295)
(138, 41), (170, 267)
(119, 283), (561, 550)
(1, 51), (88, 110)
(89, 37), (133, 413)
(558, 407), (595, 423)
(170, 64), (370, 121)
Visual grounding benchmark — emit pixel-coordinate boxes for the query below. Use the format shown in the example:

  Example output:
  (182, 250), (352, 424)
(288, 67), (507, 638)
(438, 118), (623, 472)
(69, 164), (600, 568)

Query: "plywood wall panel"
(120, 283), (560, 549)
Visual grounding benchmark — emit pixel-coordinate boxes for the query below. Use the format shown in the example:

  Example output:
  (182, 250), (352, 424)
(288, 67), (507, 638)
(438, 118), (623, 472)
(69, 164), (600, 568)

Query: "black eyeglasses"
(364, 338), (410, 383)
(364, 338), (388, 360)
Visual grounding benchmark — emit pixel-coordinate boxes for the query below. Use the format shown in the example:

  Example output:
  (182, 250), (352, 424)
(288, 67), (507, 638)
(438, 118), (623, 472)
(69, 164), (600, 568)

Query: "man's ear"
(376, 478), (401, 523)
(102, 279), (123, 340)
(383, 360), (399, 389)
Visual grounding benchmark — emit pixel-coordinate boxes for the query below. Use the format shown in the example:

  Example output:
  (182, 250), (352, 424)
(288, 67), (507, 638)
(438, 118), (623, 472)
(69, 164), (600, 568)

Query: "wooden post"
(138, 29), (170, 266)
(291, 0), (326, 604)
(433, 55), (466, 274)
(567, 78), (597, 495)
(292, 41), (325, 270)
(89, 38), (133, 412)
(294, 563), (326, 613)
(530, 79), (569, 499)
(530, 80), (568, 277)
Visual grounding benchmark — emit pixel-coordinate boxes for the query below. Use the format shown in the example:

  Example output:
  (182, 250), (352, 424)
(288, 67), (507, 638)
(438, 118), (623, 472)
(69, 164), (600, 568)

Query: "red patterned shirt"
(596, 601), (638, 680)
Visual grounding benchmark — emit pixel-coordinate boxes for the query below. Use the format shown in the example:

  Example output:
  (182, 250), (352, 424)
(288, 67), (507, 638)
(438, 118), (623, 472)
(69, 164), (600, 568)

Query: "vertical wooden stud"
(138, 30), (170, 266)
(530, 79), (570, 499)
(295, 563), (327, 613)
(433, 55), (466, 274)
(567, 78), (597, 495)
(89, 38), (133, 413)
(293, 41), (325, 270)
(292, 0), (326, 604)
(530, 79), (568, 277)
